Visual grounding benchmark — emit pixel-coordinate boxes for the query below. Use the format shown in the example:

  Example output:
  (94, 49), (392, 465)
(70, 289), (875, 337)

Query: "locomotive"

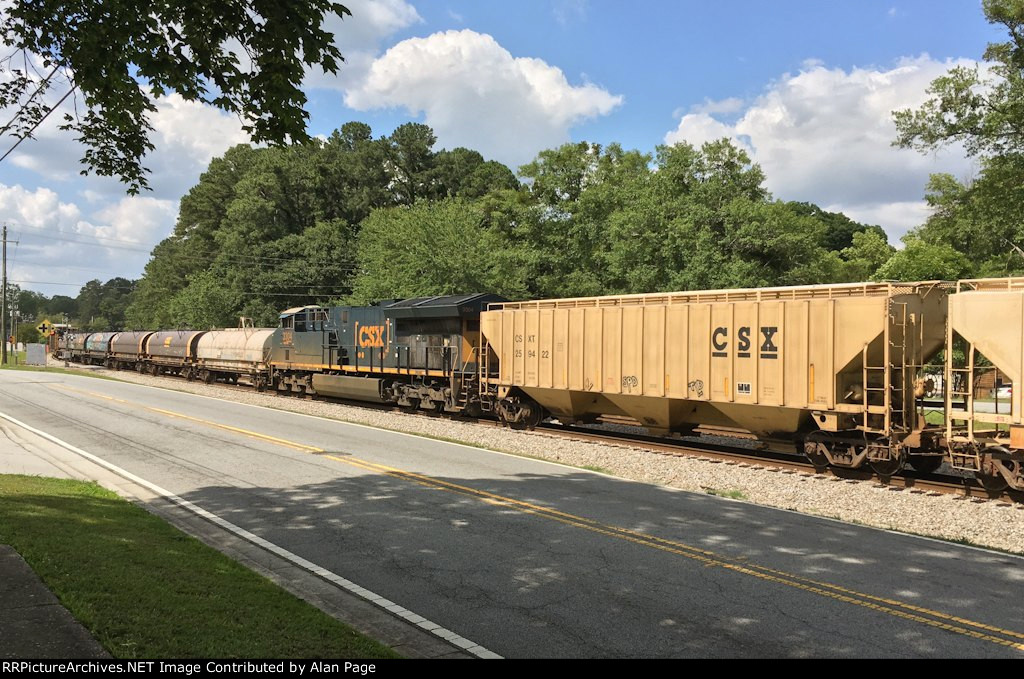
(55, 278), (1024, 493)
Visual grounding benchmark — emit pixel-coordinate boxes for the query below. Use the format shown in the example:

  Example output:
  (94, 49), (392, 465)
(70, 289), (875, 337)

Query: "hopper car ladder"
(861, 301), (909, 436)
(946, 337), (982, 472)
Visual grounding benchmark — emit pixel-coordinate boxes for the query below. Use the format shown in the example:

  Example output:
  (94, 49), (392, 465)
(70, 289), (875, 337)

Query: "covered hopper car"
(479, 281), (949, 477)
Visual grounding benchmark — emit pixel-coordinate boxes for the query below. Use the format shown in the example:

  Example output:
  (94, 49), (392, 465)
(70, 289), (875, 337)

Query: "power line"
(15, 230), (363, 271)
(0, 84), (76, 164)
(0, 63), (61, 137)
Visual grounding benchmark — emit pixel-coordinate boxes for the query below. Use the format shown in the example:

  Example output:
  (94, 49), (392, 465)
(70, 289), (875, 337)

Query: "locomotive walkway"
(1, 369), (1023, 658)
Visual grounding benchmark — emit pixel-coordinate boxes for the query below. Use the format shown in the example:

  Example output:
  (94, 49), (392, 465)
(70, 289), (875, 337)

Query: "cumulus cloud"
(665, 55), (978, 239)
(345, 29), (623, 167)
(0, 184), (176, 295)
(7, 92), (247, 202)
(303, 0), (423, 91)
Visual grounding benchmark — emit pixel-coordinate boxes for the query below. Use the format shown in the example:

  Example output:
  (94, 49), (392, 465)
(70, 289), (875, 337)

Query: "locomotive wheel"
(908, 455), (943, 475)
(402, 398), (421, 414)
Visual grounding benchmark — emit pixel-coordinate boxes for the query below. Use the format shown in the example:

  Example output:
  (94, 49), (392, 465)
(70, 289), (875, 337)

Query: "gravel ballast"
(50, 359), (1024, 555)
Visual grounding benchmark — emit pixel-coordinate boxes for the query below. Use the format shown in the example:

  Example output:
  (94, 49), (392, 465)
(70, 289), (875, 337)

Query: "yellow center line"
(52, 383), (1024, 651)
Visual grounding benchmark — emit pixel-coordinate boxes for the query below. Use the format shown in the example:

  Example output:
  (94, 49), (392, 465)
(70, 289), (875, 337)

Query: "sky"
(0, 0), (1005, 298)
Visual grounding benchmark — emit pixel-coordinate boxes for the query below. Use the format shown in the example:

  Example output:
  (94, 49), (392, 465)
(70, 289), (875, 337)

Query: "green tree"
(893, 0), (1024, 275)
(874, 237), (973, 281)
(1, 0), (350, 192)
(839, 229), (896, 281)
(350, 199), (527, 304)
(16, 321), (40, 344)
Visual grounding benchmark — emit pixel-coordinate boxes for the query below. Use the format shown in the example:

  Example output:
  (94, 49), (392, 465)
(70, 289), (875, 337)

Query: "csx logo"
(711, 326), (779, 359)
(358, 325), (386, 348)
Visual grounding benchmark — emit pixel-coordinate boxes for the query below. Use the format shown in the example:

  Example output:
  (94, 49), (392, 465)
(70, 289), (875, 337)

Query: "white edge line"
(20, 370), (1024, 561)
(0, 408), (502, 660)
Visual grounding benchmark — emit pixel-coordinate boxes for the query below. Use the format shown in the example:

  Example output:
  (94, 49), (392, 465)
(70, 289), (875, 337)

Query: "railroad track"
(65, 361), (1023, 504)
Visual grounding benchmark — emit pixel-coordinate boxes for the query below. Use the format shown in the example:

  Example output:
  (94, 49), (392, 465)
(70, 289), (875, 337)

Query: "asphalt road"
(2, 369), (1023, 658)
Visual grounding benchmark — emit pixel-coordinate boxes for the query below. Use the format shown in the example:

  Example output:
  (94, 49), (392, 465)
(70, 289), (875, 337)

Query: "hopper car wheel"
(976, 471), (1009, 494)
(507, 407), (543, 431)
(908, 455), (943, 475)
(802, 433), (830, 469)
(867, 446), (905, 478)
(977, 456), (1011, 494)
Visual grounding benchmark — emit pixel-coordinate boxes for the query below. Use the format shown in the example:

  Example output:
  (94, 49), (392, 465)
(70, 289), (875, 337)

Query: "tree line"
(23, 0), (1024, 332)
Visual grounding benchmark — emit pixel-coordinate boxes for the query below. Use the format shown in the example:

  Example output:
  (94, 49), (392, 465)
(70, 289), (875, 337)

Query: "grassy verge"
(0, 475), (400, 659)
(0, 361), (121, 381)
(703, 488), (748, 500)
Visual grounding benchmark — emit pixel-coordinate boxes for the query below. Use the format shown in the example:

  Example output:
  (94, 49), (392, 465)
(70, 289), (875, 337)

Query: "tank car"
(109, 331), (154, 371)
(83, 332), (118, 366)
(194, 328), (276, 387)
(479, 281), (950, 475)
(144, 330), (207, 377)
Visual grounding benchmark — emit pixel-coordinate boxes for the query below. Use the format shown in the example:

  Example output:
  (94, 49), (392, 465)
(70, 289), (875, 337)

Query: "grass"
(0, 355), (121, 380)
(703, 488), (748, 500)
(0, 474), (400, 659)
(581, 464), (613, 475)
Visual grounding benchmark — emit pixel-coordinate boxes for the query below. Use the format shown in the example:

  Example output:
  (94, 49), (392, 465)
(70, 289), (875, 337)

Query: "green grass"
(581, 464), (613, 475)
(0, 360), (121, 381)
(0, 475), (400, 659)
(703, 488), (748, 500)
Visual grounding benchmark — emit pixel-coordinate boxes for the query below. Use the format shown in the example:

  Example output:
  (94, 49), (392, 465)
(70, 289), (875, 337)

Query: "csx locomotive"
(56, 279), (1024, 493)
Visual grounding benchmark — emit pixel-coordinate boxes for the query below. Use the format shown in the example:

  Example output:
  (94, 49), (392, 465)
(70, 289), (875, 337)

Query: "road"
(1, 369), (1022, 658)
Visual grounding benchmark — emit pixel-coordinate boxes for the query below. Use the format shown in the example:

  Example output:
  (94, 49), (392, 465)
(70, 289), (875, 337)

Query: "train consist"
(54, 279), (1024, 493)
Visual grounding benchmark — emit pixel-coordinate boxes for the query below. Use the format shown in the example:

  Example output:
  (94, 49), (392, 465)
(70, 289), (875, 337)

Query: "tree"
(0, 0), (351, 192)
(349, 199), (527, 304)
(874, 237), (973, 281)
(893, 0), (1024, 276)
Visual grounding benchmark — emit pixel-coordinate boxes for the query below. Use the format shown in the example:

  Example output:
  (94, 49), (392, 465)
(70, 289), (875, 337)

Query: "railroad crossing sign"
(36, 319), (53, 336)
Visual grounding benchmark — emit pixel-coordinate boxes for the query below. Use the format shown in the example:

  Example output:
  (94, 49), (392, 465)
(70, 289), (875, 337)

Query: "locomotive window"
(295, 318), (307, 332)
(281, 316), (293, 329)
(342, 311), (349, 323)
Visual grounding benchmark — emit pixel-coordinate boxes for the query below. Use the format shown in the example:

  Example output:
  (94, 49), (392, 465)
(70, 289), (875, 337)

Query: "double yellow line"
(53, 383), (1024, 652)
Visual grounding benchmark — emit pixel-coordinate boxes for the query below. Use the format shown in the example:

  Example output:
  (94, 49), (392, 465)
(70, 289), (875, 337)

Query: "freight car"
(944, 278), (1024, 491)
(479, 281), (950, 476)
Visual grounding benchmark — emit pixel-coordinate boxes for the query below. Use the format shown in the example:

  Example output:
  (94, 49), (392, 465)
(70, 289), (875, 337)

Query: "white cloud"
(665, 55), (978, 239)
(7, 92), (247, 201)
(0, 184), (176, 296)
(345, 29), (623, 168)
(689, 97), (745, 116)
(553, 0), (588, 26)
(303, 0), (423, 91)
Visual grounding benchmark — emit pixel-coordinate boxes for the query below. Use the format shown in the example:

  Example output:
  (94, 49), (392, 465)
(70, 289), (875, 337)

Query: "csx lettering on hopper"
(53, 279), (1024, 493)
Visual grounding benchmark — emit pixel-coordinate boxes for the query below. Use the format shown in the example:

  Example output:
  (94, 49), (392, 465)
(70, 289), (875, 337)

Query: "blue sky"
(0, 0), (1003, 297)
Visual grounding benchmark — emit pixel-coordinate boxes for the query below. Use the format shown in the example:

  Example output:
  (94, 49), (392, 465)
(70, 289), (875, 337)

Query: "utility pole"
(2, 223), (6, 366)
